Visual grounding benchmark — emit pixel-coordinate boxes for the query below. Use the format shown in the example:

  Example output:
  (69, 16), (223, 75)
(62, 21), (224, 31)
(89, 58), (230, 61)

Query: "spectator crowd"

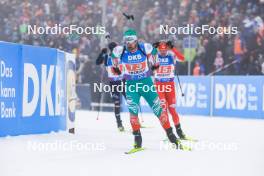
(0, 0), (263, 80)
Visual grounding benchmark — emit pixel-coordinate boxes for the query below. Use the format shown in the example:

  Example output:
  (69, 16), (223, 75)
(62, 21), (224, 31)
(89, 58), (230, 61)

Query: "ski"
(162, 139), (193, 151)
(177, 141), (192, 151)
(125, 147), (145, 154)
(180, 136), (198, 142)
(163, 136), (198, 143)
(140, 125), (153, 129)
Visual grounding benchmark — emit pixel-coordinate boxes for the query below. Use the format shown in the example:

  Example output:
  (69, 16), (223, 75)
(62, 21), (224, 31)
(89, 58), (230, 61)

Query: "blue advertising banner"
(122, 76), (211, 116)
(122, 76), (264, 119)
(213, 76), (264, 119)
(0, 42), (67, 137)
(176, 76), (211, 115)
(0, 42), (21, 136)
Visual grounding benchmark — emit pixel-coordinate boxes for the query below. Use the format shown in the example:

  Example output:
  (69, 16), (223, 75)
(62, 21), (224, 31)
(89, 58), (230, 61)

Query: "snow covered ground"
(1, 110), (264, 176)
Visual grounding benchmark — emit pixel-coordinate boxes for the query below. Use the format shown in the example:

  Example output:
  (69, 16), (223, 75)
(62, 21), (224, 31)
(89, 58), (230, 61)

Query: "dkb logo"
(22, 63), (64, 117)
(215, 84), (247, 110)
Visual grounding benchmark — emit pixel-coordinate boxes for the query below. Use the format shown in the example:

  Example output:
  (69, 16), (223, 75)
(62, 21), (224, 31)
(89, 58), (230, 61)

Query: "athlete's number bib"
(125, 62), (147, 75)
(156, 65), (174, 78)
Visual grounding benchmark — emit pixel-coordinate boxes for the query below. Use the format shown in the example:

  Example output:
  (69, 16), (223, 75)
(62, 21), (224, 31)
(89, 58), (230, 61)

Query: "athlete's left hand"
(152, 42), (160, 48)
(166, 41), (174, 49)
(151, 64), (160, 71)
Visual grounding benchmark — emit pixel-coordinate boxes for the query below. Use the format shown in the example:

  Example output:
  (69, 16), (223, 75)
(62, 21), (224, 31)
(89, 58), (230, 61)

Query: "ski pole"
(96, 34), (112, 120)
(176, 72), (184, 97)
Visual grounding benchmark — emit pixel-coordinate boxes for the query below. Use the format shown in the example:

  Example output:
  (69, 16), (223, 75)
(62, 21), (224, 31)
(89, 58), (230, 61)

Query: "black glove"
(108, 42), (117, 52)
(96, 48), (108, 65)
(153, 42), (160, 48)
(166, 40), (174, 49)
(96, 53), (104, 65)
(113, 67), (121, 75)
(151, 64), (160, 71)
(101, 48), (108, 54)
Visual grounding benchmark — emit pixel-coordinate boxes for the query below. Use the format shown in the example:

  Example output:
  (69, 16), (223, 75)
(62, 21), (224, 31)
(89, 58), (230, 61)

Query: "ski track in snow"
(1, 111), (264, 176)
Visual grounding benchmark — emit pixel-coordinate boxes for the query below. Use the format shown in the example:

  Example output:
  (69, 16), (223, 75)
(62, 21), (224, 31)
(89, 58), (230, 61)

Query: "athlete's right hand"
(152, 42), (160, 48)
(113, 67), (121, 75)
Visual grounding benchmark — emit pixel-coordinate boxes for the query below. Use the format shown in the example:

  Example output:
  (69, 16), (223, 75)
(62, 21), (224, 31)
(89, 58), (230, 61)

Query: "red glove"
(172, 48), (185, 62)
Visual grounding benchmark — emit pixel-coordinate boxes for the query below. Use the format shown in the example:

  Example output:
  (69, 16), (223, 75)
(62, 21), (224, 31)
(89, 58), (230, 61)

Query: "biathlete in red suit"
(153, 41), (187, 139)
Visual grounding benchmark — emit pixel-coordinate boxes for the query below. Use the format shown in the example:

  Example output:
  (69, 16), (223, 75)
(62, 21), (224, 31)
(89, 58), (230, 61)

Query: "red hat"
(158, 42), (168, 51)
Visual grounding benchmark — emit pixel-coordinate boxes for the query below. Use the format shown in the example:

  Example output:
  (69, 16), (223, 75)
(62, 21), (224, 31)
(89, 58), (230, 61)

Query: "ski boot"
(175, 124), (187, 140)
(133, 130), (142, 148)
(117, 123), (125, 132)
(125, 130), (144, 154)
(166, 127), (191, 151)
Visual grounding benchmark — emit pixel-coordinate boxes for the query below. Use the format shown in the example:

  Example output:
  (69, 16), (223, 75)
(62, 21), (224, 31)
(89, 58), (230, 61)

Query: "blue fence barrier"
(176, 76), (211, 115)
(122, 76), (264, 119)
(0, 41), (69, 137)
(213, 76), (264, 119)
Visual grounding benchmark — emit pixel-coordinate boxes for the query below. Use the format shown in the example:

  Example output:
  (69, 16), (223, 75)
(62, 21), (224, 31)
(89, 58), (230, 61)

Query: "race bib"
(155, 65), (174, 78)
(124, 61), (148, 75)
